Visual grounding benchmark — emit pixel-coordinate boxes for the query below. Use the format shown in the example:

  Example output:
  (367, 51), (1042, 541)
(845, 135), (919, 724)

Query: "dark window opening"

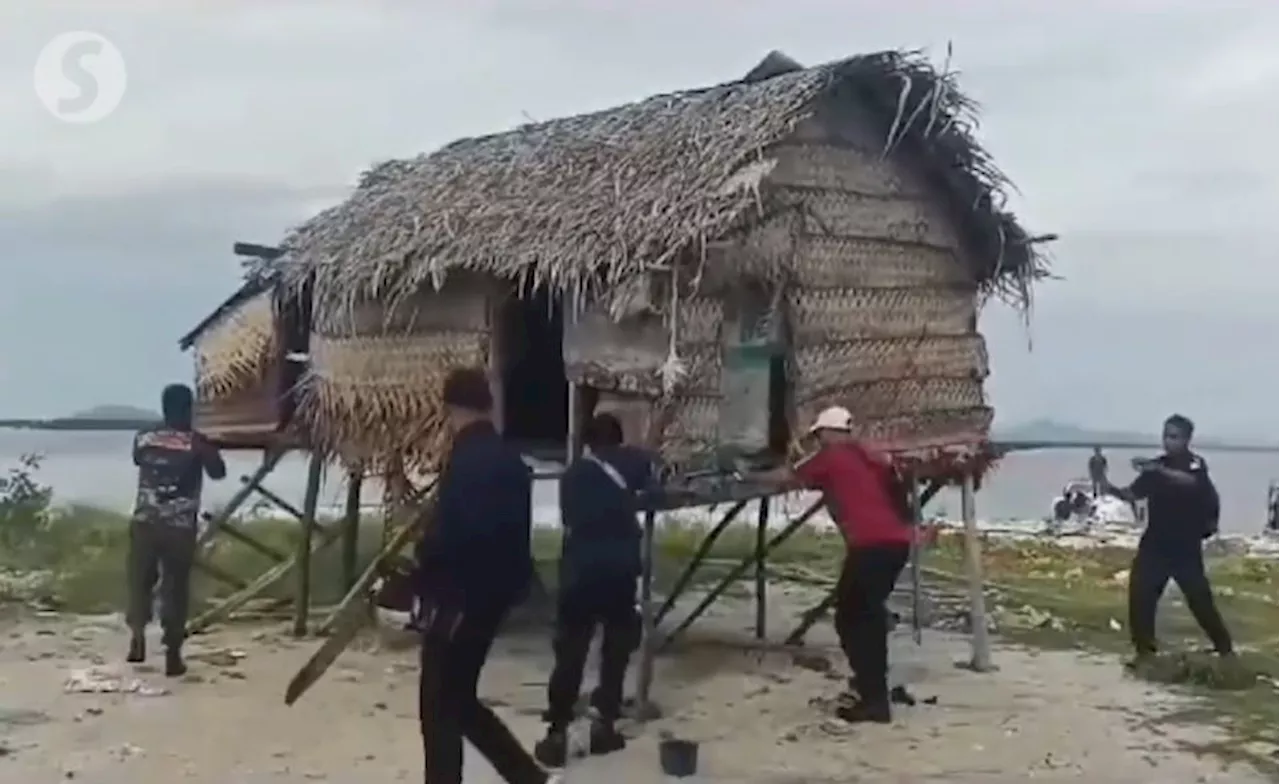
(499, 287), (568, 448)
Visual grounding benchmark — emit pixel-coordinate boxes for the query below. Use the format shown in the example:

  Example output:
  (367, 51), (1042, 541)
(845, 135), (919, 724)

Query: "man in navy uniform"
(414, 368), (555, 784)
(535, 412), (656, 767)
(1103, 414), (1234, 666)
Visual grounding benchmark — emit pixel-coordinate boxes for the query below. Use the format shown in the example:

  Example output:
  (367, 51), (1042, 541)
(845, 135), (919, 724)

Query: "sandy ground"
(0, 590), (1268, 784)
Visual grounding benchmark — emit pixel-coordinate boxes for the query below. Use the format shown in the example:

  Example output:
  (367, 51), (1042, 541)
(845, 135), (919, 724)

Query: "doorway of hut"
(498, 286), (569, 453)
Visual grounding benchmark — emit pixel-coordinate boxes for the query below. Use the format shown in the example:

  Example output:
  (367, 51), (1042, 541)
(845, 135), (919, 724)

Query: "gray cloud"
(1, 1), (1275, 436)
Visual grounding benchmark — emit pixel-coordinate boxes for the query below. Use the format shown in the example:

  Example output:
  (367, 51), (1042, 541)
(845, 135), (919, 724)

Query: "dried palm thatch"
(278, 49), (1048, 324)
(181, 282), (278, 401)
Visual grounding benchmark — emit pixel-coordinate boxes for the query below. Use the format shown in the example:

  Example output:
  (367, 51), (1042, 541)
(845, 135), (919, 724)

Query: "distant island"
(992, 419), (1277, 452)
(0, 404), (160, 431)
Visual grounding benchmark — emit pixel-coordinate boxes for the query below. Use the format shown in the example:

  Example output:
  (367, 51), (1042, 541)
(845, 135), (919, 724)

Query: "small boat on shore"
(1048, 478), (1139, 533)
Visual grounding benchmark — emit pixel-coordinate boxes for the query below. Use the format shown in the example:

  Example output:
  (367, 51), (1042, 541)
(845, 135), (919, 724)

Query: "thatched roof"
(280, 49), (1047, 322)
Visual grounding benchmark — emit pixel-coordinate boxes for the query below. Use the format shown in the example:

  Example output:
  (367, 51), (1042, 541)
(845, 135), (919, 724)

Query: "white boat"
(1048, 478), (1139, 534)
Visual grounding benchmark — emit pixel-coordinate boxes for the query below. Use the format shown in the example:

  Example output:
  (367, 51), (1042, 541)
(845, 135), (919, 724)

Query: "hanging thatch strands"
(192, 290), (276, 401)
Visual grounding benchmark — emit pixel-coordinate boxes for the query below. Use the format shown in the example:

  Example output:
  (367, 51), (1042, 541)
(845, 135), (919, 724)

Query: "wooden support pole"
(192, 558), (250, 591)
(341, 468), (363, 594)
(217, 520), (289, 562)
(754, 495), (769, 640)
(634, 507), (659, 720)
(285, 510), (429, 706)
(961, 472), (994, 671)
(907, 474), (924, 645)
(293, 453), (324, 638)
(250, 482), (307, 521)
(189, 519), (345, 633)
(654, 500), (748, 624)
(197, 452), (282, 549)
(316, 478), (439, 635)
(660, 499), (824, 651)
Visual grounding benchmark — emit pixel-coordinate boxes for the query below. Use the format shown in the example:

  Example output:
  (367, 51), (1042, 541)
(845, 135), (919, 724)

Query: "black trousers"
(419, 602), (546, 784)
(545, 575), (639, 729)
(833, 544), (909, 707)
(1128, 547), (1234, 656)
(126, 521), (195, 649)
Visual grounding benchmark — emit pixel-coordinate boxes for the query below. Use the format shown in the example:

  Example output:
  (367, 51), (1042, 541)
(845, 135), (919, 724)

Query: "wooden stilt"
(907, 473), (924, 645)
(293, 453), (324, 638)
(960, 471), (994, 671)
(634, 506), (659, 720)
(189, 520), (345, 633)
(197, 452), (282, 548)
(654, 500), (748, 624)
(754, 495), (769, 640)
(660, 499), (824, 651)
(341, 468), (363, 593)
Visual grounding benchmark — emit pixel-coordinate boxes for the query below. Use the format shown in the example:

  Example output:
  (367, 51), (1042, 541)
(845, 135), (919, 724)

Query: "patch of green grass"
(3, 504), (846, 615)
(924, 533), (1278, 774)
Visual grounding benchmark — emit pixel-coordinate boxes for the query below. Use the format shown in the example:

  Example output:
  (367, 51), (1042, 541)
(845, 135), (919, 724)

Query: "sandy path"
(0, 595), (1266, 784)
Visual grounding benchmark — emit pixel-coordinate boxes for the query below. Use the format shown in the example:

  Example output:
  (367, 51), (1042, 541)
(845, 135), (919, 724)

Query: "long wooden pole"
(754, 495), (769, 640)
(961, 472), (993, 671)
(340, 468), (363, 593)
(634, 507), (659, 720)
(293, 453), (324, 637)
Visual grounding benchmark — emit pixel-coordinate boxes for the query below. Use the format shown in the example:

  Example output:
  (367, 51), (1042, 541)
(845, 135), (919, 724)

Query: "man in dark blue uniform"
(414, 368), (552, 784)
(1103, 414), (1234, 665)
(126, 384), (226, 676)
(534, 413), (656, 767)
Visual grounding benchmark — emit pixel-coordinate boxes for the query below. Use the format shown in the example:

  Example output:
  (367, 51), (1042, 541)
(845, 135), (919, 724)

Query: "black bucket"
(658, 737), (699, 778)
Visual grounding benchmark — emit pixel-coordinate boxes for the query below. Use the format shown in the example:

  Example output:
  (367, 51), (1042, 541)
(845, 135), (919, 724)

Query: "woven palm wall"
(768, 108), (992, 457)
(298, 274), (490, 468)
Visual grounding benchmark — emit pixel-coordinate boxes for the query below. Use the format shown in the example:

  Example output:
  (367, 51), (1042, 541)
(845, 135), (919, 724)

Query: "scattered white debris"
(63, 667), (169, 697)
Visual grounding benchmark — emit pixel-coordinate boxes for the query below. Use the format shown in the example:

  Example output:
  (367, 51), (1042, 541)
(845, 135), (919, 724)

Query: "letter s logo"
(33, 31), (127, 124)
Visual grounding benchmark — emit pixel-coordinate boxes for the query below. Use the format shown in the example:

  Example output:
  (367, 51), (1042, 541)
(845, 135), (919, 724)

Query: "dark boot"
(533, 726), (567, 768)
(126, 634), (146, 664)
(164, 647), (187, 678)
(589, 719), (626, 756)
(835, 700), (891, 724)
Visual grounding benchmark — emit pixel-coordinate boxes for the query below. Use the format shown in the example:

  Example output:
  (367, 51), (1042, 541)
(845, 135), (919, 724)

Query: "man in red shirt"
(752, 406), (912, 723)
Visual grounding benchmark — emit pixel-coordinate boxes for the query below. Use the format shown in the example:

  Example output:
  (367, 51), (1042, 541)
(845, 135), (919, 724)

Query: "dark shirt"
(416, 420), (534, 610)
(1128, 452), (1219, 555)
(558, 445), (658, 590)
(131, 425), (225, 529)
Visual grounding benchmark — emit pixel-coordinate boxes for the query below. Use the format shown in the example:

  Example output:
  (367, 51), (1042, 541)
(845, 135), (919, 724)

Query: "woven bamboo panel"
(794, 397), (994, 454)
(790, 235), (970, 290)
(788, 287), (975, 343)
(659, 395), (719, 465)
(193, 291), (277, 401)
(299, 331), (488, 468)
(767, 141), (921, 197)
(797, 188), (962, 250)
(796, 377), (984, 420)
(678, 297), (724, 346)
(793, 336), (988, 391)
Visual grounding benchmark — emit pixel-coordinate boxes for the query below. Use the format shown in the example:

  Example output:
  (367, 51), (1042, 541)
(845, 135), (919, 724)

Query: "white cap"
(807, 406), (853, 434)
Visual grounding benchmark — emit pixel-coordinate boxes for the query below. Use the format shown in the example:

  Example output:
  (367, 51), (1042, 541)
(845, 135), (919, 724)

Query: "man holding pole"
(751, 406), (913, 723)
(413, 368), (556, 784)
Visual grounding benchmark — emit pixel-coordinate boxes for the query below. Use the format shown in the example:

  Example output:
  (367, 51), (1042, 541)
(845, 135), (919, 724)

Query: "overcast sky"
(2, 0), (1276, 440)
